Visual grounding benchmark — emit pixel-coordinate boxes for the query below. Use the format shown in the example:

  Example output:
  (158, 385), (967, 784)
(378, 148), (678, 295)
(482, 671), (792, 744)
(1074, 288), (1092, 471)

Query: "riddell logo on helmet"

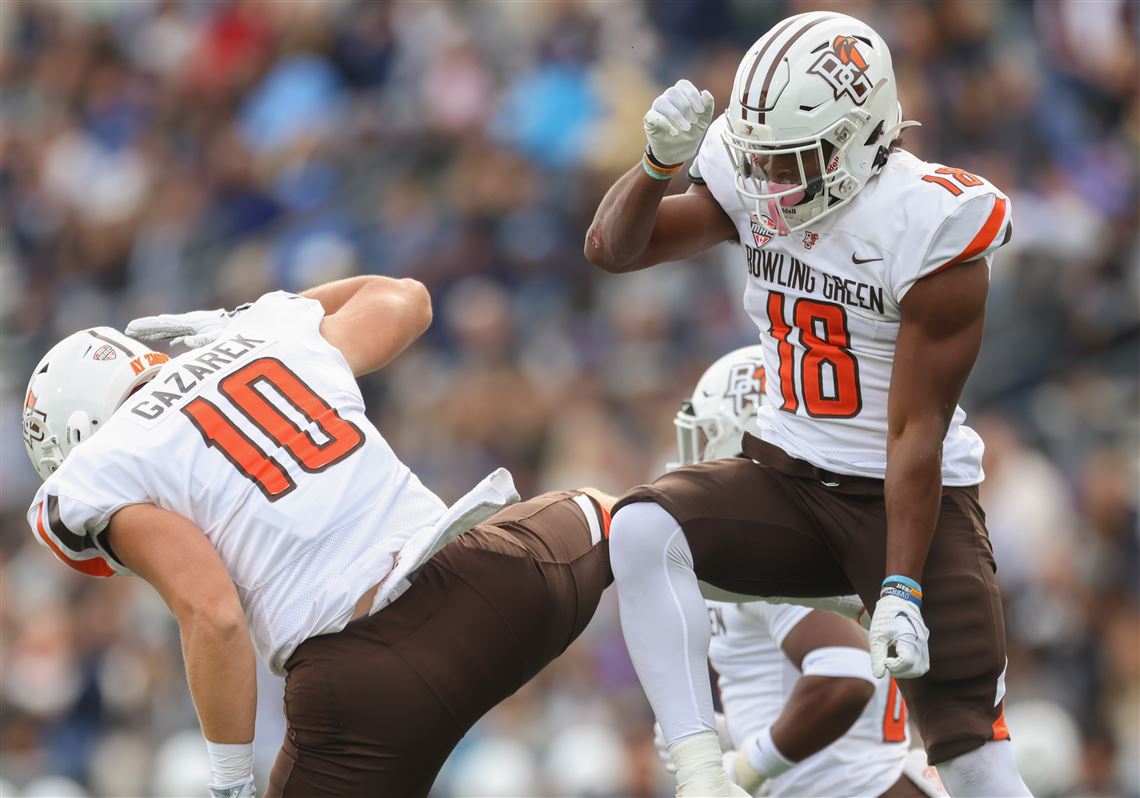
(808, 35), (874, 105)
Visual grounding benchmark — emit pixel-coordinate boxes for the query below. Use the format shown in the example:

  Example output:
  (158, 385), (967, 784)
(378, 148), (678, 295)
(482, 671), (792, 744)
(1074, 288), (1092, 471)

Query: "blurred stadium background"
(0, 0), (1136, 796)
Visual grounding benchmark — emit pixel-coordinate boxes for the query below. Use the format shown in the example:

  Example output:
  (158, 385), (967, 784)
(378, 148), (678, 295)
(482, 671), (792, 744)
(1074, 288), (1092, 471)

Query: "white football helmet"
(23, 327), (168, 480)
(672, 345), (766, 468)
(723, 11), (917, 235)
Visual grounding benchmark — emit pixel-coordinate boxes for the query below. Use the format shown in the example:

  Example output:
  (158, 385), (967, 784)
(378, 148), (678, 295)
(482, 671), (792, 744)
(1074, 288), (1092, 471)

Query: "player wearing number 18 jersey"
(587, 10), (1030, 797)
(672, 349), (941, 798)
(22, 278), (614, 797)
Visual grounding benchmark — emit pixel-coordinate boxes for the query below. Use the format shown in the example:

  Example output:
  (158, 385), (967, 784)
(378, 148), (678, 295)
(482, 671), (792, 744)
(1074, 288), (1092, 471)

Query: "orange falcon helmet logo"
(808, 34), (874, 105)
(833, 35), (868, 69)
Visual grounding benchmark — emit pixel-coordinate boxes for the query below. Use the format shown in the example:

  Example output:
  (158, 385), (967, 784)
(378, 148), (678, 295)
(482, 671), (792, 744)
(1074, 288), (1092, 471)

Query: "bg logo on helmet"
(724, 362), (765, 415)
(808, 35), (874, 105)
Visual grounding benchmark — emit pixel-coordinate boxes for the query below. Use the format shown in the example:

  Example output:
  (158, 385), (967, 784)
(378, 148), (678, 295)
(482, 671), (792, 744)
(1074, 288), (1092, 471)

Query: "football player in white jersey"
(22, 276), (615, 798)
(586, 11), (1030, 798)
(660, 347), (944, 797)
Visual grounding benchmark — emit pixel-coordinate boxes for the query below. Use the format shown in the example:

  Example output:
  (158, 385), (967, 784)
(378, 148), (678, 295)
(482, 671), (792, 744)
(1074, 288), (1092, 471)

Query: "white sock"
(610, 501), (716, 743)
(936, 740), (1032, 797)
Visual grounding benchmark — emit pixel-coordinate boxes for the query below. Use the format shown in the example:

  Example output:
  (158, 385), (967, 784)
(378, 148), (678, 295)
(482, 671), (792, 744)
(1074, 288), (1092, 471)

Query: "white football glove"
(654, 713), (733, 774)
(644, 79), (715, 166)
(208, 777), (256, 798)
(126, 304), (250, 348)
(869, 595), (930, 678)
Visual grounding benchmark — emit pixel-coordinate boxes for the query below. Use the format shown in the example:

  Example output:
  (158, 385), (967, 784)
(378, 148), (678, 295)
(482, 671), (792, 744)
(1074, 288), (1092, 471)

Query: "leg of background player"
(610, 501), (747, 798)
(936, 740), (1032, 797)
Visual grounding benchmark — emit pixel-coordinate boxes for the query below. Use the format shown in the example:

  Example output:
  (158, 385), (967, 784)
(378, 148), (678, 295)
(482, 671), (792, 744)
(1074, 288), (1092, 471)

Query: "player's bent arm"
(885, 258), (988, 580)
(767, 609), (875, 761)
(308, 275), (433, 378)
(107, 504), (256, 747)
(585, 178), (737, 273)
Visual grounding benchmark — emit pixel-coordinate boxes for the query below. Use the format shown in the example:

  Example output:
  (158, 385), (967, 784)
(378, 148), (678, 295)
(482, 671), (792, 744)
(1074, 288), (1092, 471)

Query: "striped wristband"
(642, 146), (684, 181)
(881, 574), (923, 606)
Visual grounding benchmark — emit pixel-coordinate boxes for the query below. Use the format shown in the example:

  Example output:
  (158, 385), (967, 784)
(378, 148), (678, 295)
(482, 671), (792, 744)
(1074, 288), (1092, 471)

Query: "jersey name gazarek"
(27, 292), (513, 674)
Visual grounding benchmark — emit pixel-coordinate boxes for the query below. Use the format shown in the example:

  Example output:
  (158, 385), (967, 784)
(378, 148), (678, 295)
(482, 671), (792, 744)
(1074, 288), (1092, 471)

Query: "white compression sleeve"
(611, 501), (716, 745)
(936, 739), (1032, 797)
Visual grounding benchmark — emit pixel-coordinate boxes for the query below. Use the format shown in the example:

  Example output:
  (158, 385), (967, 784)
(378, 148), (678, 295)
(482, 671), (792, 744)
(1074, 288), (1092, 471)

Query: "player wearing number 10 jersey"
(22, 279), (615, 797)
(587, 10), (1030, 798)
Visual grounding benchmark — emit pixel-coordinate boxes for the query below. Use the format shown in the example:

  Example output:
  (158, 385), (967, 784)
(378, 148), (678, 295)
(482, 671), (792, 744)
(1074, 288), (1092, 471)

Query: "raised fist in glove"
(126, 304), (250, 348)
(869, 583), (931, 679)
(644, 79), (715, 166)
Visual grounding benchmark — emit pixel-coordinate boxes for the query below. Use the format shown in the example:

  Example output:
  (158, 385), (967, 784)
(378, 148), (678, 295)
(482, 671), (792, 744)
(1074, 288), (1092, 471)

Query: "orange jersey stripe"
(992, 706), (1010, 741)
(600, 503), (612, 539)
(936, 196), (1008, 273)
(34, 502), (114, 578)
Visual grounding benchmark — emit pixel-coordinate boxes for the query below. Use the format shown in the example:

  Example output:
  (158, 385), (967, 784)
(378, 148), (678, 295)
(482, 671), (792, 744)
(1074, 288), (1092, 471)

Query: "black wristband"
(645, 145), (682, 170)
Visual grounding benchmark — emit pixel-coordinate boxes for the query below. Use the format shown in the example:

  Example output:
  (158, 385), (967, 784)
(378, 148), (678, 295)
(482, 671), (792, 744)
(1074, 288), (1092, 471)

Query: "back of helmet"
(23, 328), (168, 480)
(672, 345), (767, 468)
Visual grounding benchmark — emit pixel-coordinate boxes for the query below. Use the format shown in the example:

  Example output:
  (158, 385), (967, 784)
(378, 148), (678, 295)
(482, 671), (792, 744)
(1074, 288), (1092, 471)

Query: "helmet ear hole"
(66, 411), (93, 448)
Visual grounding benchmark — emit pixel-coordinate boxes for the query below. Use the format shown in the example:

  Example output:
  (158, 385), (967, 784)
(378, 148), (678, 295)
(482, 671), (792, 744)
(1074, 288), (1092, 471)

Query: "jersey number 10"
(182, 357), (364, 501)
(767, 292), (862, 417)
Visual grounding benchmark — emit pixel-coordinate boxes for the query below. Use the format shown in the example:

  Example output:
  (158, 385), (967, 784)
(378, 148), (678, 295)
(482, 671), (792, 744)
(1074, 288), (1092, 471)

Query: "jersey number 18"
(767, 291), (862, 417)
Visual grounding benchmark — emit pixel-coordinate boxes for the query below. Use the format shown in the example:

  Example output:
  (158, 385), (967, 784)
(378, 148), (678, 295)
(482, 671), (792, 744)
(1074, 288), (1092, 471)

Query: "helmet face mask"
(23, 327), (168, 480)
(723, 114), (865, 235)
(724, 12), (913, 236)
(671, 402), (725, 470)
(671, 346), (767, 469)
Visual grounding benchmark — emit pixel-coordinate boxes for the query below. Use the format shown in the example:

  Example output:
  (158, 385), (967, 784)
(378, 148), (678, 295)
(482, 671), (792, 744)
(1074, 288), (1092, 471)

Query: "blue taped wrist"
(882, 574), (921, 592)
(881, 575), (923, 607)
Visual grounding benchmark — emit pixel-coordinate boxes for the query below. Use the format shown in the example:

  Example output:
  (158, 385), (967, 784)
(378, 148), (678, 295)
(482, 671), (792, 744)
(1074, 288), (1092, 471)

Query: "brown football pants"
(614, 433), (1010, 764)
(265, 490), (612, 798)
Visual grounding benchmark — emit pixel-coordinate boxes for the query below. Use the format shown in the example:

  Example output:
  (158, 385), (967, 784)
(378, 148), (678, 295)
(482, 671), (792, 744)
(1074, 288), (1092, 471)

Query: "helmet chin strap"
(882, 118), (921, 142)
(855, 78), (922, 146)
(866, 79), (922, 150)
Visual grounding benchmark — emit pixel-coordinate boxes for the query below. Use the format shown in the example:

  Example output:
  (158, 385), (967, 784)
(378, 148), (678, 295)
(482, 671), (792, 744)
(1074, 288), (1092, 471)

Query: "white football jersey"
(26, 292), (512, 674)
(694, 117), (1012, 483)
(707, 601), (909, 797)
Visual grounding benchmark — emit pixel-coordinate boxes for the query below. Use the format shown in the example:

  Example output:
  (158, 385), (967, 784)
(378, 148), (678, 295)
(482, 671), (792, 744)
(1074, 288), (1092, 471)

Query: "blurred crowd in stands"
(1, 0), (1136, 795)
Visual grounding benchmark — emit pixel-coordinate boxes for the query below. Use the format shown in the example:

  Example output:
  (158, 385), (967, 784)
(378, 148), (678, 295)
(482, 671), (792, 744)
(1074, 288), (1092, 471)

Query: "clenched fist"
(644, 79), (715, 166)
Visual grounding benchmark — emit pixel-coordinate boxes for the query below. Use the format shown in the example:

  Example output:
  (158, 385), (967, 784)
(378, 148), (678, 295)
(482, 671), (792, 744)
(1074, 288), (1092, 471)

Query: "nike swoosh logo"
(851, 254), (883, 264)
